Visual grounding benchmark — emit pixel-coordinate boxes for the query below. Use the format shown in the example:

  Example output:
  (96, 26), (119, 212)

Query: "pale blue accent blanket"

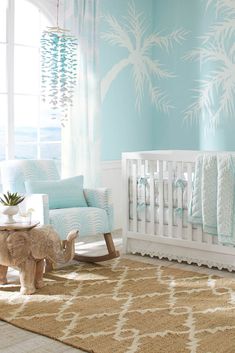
(189, 154), (235, 245)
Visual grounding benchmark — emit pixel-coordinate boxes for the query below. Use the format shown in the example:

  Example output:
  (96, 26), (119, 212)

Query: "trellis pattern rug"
(0, 258), (235, 353)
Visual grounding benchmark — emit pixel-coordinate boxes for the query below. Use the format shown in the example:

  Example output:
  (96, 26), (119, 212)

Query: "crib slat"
(149, 160), (155, 235)
(122, 158), (129, 252)
(159, 160), (164, 236)
(168, 161), (173, 238)
(140, 160), (146, 234)
(177, 162), (183, 239)
(186, 163), (193, 241)
(207, 233), (213, 245)
(195, 224), (203, 243)
(132, 160), (137, 233)
(137, 160), (142, 234)
(188, 162), (202, 244)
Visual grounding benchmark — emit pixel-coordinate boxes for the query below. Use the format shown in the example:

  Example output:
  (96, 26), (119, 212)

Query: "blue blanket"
(189, 154), (235, 245)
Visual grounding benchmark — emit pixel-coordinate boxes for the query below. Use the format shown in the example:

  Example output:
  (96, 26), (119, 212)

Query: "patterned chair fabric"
(50, 207), (110, 238)
(1, 160), (60, 193)
(0, 160), (113, 240)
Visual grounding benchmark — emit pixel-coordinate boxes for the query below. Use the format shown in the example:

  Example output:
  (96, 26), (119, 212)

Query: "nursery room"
(0, 0), (235, 352)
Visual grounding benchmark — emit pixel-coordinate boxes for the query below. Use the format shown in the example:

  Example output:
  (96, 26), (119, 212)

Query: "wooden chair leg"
(74, 232), (120, 263)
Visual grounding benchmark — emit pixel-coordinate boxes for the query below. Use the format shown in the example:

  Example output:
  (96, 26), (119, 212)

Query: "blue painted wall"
(153, 0), (201, 151)
(100, 0), (235, 160)
(196, 1), (235, 151)
(100, 0), (156, 160)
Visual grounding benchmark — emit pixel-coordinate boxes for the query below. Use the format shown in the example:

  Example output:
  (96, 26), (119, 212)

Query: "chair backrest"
(1, 159), (60, 193)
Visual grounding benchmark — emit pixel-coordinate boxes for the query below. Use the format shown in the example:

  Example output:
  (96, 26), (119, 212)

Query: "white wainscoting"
(101, 160), (122, 230)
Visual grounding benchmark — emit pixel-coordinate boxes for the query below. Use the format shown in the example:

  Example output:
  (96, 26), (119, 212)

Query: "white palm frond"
(182, 48), (201, 62)
(183, 95), (212, 126)
(215, 0), (235, 17)
(203, 0), (235, 17)
(183, 78), (216, 125)
(125, 1), (146, 49)
(216, 69), (235, 116)
(205, 46), (232, 69)
(201, 19), (235, 44)
(143, 28), (188, 53)
(169, 29), (189, 46)
(101, 1), (186, 113)
(184, 100), (204, 125)
(203, 0), (223, 15)
(131, 61), (146, 113)
(149, 85), (174, 114)
(220, 86), (235, 116)
(144, 57), (175, 79)
(199, 45), (226, 63)
(183, 44), (230, 66)
(229, 43), (235, 58)
(184, 46), (219, 63)
(184, 66), (235, 127)
(184, 0), (235, 128)
(101, 14), (133, 51)
(204, 0), (214, 12)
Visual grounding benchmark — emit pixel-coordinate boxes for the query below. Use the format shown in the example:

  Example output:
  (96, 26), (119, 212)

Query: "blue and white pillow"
(25, 175), (88, 209)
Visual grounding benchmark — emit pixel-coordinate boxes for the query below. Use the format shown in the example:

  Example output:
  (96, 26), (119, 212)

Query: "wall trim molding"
(101, 160), (121, 170)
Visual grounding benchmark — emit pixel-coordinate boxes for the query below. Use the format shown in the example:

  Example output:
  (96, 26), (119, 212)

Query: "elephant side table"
(0, 223), (78, 295)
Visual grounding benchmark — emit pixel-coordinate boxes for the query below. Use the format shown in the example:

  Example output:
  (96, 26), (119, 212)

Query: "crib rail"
(122, 151), (218, 246)
(122, 150), (235, 271)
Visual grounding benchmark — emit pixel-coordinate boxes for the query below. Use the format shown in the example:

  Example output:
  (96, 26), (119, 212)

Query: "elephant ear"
(29, 226), (60, 261)
(7, 231), (31, 266)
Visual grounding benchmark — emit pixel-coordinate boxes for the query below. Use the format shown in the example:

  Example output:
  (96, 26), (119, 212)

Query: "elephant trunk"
(58, 230), (78, 263)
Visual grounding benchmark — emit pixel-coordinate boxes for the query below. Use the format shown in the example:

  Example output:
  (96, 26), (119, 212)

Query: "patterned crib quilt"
(189, 154), (235, 245)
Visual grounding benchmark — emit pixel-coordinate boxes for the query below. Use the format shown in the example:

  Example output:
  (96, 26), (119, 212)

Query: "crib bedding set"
(129, 176), (189, 226)
(189, 154), (235, 245)
(123, 151), (235, 271)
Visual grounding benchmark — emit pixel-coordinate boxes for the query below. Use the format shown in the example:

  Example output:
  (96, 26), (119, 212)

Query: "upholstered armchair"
(0, 160), (119, 262)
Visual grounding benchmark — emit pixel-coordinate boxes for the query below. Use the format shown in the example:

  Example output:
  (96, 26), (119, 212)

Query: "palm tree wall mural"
(183, 0), (235, 131)
(99, 0), (235, 159)
(101, 1), (188, 114)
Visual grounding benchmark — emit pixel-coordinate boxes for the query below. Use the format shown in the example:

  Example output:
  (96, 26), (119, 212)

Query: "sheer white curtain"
(62, 0), (101, 187)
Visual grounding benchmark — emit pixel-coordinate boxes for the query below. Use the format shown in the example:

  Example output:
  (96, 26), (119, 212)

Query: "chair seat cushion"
(49, 207), (111, 240)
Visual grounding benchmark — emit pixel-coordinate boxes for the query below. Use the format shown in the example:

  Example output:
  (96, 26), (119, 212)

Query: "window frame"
(1, 0), (61, 161)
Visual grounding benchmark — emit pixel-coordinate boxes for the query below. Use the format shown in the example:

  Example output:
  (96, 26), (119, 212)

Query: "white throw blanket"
(189, 154), (235, 245)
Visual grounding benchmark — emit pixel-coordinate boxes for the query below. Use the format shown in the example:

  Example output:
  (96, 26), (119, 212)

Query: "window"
(0, 0), (61, 161)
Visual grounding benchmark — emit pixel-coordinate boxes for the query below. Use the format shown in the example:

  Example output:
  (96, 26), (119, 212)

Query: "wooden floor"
(1, 231), (235, 353)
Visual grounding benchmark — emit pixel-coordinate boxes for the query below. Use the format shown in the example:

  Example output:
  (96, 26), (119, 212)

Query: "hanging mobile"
(40, 0), (78, 126)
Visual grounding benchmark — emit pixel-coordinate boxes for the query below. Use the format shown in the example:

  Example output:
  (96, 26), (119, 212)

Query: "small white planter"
(1, 205), (19, 224)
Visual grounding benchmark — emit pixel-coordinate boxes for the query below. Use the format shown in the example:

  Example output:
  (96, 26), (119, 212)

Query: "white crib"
(122, 150), (235, 271)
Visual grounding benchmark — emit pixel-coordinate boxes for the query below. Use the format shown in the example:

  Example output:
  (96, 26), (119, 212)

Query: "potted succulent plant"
(0, 191), (25, 224)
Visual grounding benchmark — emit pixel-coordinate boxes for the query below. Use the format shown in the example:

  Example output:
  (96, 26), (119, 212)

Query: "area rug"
(1, 258), (235, 353)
